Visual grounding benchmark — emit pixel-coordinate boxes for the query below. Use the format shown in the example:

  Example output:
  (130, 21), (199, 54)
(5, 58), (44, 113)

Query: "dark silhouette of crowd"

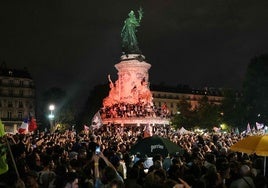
(0, 125), (267, 188)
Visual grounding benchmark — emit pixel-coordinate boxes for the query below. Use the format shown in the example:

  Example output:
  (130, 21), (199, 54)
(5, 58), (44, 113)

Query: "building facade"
(151, 85), (224, 115)
(0, 63), (36, 132)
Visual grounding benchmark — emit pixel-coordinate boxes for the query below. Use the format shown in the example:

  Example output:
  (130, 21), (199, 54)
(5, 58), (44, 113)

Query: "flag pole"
(5, 136), (20, 179)
(264, 156), (266, 176)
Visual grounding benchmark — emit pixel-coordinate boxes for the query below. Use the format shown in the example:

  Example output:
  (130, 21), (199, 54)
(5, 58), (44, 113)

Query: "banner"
(18, 119), (29, 134)
(91, 111), (103, 130)
(256, 122), (264, 130)
(28, 115), (38, 132)
(246, 123), (251, 133)
(0, 119), (8, 175)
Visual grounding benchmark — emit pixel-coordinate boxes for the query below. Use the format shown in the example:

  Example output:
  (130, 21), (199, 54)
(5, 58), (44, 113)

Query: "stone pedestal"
(103, 54), (153, 106)
(101, 54), (169, 127)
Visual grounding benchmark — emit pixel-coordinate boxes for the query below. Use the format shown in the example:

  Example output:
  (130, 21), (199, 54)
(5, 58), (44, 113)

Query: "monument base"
(121, 54), (145, 61)
(102, 116), (169, 127)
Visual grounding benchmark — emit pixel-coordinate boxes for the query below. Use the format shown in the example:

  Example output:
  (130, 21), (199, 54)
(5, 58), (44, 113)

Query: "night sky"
(1, 0), (268, 106)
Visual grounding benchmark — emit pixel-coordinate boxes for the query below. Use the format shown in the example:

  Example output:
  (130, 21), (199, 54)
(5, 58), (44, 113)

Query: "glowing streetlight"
(48, 104), (55, 131)
(49, 104), (55, 111)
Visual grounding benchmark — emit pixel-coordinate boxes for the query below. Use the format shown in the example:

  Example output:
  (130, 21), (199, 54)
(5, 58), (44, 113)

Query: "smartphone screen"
(95, 146), (100, 154)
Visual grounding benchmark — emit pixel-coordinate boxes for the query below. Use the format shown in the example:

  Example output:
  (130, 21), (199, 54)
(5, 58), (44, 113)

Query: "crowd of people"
(0, 124), (267, 188)
(100, 102), (170, 119)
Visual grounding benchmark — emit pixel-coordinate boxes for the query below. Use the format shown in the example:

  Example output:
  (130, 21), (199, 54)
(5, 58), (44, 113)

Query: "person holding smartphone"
(93, 152), (124, 188)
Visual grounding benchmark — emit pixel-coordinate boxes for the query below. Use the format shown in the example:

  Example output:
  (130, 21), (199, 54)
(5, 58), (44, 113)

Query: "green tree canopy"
(171, 97), (196, 130)
(39, 87), (75, 130)
(195, 96), (222, 129)
(242, 54), (268, 124)
(221, 88), (245, 129)
(77, 84), (109, 130)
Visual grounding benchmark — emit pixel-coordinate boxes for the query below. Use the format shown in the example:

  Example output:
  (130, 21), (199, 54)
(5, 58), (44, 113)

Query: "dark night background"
(1, 0), (268, 107)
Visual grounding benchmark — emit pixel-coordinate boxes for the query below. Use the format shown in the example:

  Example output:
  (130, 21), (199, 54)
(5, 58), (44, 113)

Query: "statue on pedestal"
(103, 74), (119, 107)
(121, 8), (143, 54)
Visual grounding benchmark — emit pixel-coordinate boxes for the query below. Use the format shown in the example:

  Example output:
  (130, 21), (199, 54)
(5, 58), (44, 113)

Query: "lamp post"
(48, 104), (55, 132)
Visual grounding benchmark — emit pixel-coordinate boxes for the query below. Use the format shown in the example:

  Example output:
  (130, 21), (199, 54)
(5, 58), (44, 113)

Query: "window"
(8, 89), (13, 96)
(19, 101), (23, 108)
(20, 80), (23, 86)
(8, 111), (12, 119)
(24, 81), (29, 86)
(18, 112), (23, 120)
(19, 90), (23, 96)
(8, 101), (12, 107)
(29, 102), (33, 108)
(9, 79), (13, 85)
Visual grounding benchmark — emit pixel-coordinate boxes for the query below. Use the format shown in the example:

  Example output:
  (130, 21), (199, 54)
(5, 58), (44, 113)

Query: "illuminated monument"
(100, 8), (169, 127)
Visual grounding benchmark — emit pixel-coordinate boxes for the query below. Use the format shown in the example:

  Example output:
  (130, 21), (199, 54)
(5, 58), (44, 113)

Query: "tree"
(39, 87), (75, 130)
(195, 96), (221, 129)
(242, 54), (268, 124)
(171, 97), (196, 130)
(76, 83), (109, 130)
(221, 88), (245, 130)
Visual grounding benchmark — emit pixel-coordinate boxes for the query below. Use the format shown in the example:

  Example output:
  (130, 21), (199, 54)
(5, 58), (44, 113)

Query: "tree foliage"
(172, 95), (222, 130)
(39, 87), (75, 130)
(171, 97), (196, 130)
(242, 54), (268, 124)
(221, 88), (245, 129)
(196, 96), (221, 129)
(77, 83), (109, 130)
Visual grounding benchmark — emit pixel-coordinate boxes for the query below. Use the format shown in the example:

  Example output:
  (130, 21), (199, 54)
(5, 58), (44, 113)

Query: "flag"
(246, 123), (251, 133)
(0, 119), (8, 175)
(28, 116), (38, 132)
(18, 118), (29, 134)
(143, 124), (152, 138)
(84, 125), (90, 132)
(256, 122), (264, 130)
(265, 126), (268, 133)
(235, 127), (240, 135)
(91, 111), (103, 130)
(0, 120), (4, 137)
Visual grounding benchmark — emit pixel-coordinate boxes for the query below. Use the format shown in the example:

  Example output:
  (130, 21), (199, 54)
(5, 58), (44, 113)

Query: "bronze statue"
(121, 8), (143, 54)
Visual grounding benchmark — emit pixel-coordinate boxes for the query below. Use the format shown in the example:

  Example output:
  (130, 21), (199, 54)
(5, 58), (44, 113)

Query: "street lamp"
(48, 104), (55, 131)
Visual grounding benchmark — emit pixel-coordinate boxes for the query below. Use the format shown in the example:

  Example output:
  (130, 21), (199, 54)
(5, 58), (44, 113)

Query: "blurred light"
(49, 104), (55, 111)
(48, 114), (55, 119)
(220, 123), (227, 130)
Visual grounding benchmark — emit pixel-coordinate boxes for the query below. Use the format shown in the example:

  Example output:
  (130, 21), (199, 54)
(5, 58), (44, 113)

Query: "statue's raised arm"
(121, 8), (143, 54)
(138, 7), (143, 22)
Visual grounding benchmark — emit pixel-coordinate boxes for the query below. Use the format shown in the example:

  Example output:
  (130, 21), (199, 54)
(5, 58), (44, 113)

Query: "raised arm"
(98, 152), (117, 171)
(138, 7), (143, 22)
